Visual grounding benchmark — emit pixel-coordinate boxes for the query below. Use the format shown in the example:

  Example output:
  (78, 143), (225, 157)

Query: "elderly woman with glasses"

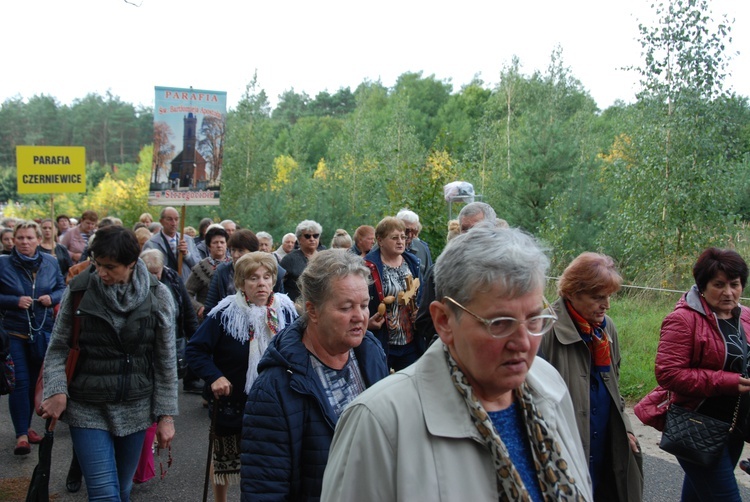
(280, 220), (324, 302)
(365, 216), (421, 371)
(323, 225), (592, 501)
(540, 252), (642, 501)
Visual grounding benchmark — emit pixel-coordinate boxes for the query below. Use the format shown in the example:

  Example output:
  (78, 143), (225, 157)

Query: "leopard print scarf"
(443, 345), (585, 501)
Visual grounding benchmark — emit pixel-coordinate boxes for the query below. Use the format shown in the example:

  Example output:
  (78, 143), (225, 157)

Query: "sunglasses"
(303, 233), (320, 240)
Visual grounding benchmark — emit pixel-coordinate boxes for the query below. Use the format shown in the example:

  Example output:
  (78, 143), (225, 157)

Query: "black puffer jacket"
(67, 268), (161, 403)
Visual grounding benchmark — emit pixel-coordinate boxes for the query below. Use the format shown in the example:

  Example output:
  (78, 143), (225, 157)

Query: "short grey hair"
(295, 220), (323, 239)
(396, 209), (419, 224)
(434, 224), (549, 309)
(256, 231), (273, 243)
(140, 248), (165, 273)
(396, 209), (421, 231)
(298, 249), (371, 323)
(458, 202), (497, 226)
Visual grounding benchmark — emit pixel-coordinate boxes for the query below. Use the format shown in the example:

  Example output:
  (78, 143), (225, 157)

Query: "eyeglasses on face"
(303, 233), (320, 240)
(443, 296), (557, 339)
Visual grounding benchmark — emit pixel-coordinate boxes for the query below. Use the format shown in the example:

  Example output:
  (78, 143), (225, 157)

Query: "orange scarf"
(565, 300), (611, 372)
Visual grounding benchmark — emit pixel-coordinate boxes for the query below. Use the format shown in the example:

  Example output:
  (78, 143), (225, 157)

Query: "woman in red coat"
(650, 248), (750, 501)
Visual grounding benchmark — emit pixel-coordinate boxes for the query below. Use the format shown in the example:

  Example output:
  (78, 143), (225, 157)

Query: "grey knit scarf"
(90, 259), (150, 331)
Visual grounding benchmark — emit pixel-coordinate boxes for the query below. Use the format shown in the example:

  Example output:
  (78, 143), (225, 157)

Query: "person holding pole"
(143, 206), (199, 283)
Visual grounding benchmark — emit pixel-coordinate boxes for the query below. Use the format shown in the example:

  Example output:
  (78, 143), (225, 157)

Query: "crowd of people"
(3, 202), (750, 501)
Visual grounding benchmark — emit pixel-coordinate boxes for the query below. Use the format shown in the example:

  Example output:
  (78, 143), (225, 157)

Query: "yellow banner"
(16, 146), (86, 194)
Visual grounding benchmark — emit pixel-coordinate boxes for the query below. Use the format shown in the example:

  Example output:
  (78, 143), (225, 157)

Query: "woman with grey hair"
(280, 219), (324, 301)
(241, 249), (388, 501)
(323, 225), (593, 501)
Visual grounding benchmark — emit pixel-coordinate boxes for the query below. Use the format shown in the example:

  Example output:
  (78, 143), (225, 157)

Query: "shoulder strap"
(365, 261), (384, 302)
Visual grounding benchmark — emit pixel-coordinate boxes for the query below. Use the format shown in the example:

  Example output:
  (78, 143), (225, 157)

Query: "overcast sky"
(2, 0), (748, 111)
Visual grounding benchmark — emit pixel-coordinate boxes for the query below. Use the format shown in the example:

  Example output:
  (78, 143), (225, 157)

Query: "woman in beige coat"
(540, 252), (643, 502)
(323, 226), (593, 501)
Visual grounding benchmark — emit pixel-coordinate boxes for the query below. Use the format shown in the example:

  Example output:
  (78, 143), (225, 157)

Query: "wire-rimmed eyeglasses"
(444, 296), (557, 339)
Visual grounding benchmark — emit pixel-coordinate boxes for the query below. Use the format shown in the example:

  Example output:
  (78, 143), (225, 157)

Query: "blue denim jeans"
(70, 427), (147, 502)
(8, 334), (41, 438)
(677, 434), (744, 502)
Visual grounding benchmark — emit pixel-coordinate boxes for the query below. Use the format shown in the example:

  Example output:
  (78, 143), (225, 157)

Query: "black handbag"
(659, 402), (738, 466)
(660, 319), (747, 466)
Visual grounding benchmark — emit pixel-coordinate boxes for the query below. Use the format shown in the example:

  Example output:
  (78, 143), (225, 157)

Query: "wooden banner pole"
(176, 205), (186, 275)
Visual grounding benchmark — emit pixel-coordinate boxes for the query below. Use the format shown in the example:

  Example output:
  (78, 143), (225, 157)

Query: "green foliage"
(0, 90), (151, 168)
(391, 72), (453, 149)
(603, 0), (742, 282)
(608, 291), (678, 400)
(1, 16), (749, 299)
(435, 78), (492, 156)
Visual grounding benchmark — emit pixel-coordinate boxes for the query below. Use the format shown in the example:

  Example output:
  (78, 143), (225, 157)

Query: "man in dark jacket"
(240, 249), (388, 501)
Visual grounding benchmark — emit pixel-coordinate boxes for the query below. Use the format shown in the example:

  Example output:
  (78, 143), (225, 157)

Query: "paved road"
(1, 391), (237, 502)
(2, 396), (750, 501)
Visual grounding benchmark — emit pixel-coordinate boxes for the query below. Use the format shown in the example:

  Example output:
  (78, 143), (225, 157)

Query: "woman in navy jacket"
(0, 220), (65, 455)
(240, 249), (388, 501)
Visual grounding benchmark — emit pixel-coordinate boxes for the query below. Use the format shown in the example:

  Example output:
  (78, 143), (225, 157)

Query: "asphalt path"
(2, 395), (750, 501)
(1, 391), (237, 501)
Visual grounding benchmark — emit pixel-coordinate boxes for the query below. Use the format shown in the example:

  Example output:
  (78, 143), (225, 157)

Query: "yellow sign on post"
(16, 146), (86, 194)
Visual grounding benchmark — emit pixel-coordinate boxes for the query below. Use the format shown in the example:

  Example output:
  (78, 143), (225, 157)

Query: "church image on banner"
(149, 86), (226, 206)
(168, 112), (207, 189)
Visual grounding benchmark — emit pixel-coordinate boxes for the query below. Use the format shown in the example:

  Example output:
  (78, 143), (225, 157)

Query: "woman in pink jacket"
(648, 248), (750, 501)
